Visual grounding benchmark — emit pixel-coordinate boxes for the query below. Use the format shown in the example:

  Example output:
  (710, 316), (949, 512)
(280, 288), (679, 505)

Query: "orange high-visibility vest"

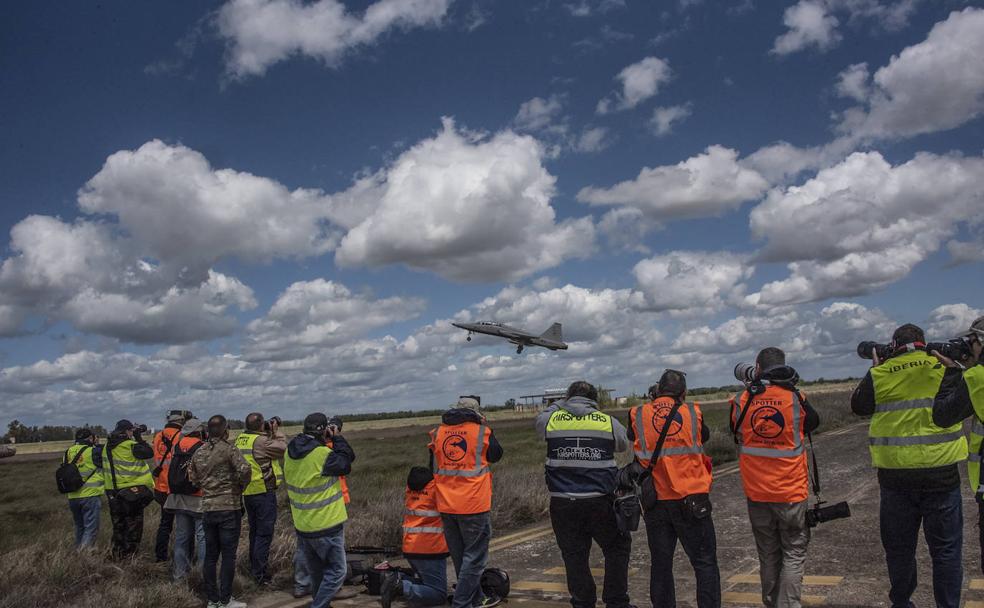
(153, 426), (181, 494)
(429, 422), (492, 514)
(631, 397), (712, 500)
(731, 385), (809, 503)
(402, 480), (449, 556)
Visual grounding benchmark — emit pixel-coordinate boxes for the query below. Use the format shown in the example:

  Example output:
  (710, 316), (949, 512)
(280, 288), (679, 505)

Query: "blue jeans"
(69, 496), (101, 548)
(404, 558), (449, 606)
(297, 527), (347, 608)
(172, 511), (205, 581)
(880, 486), (963, 608)
(203, 510), (242, 604)
(442, 512), (491, 608)
(244, 491), (278, 582)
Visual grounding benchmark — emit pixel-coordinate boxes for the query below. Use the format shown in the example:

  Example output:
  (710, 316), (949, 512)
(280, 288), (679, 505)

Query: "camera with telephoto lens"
(926, 337), (976, 362)
(734, 362), (757, 383)
(134, 424), (148, 434)
(856, 341), (895, 361)
(805, 500), (851, 528)
(262, 416), (282, 432)
(328, 416), (343, 434)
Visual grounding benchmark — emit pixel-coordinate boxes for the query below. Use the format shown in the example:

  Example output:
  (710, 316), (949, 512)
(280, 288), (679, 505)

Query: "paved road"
(257, 421), (984, 608)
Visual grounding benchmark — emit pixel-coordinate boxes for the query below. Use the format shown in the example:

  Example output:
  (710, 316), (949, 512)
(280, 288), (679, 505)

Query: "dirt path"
(255, 420), (984, 608)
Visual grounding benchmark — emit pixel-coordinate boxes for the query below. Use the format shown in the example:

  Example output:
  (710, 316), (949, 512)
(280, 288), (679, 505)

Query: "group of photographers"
(56, 313), (984, 608)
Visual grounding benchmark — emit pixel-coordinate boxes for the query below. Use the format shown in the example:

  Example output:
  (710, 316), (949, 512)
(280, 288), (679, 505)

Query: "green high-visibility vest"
(869, 350), (967, 469)
(104, 440), (154, 491)
(235, 432), (270, 495)
(66, 444), (104, 499)
(964, 366), (984, 493)
(273, 459), (284, 487)
(284, 444), (347, 533)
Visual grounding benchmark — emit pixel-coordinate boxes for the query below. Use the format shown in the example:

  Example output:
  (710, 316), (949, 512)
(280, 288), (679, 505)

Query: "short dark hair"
(655, 369), (687, 398)
(756, 347), (786, 371)
(892, 323), (925, 346)
(567, 380), (598, 402)
(245, 412), (264, 431)
(207, 415), (228, 439)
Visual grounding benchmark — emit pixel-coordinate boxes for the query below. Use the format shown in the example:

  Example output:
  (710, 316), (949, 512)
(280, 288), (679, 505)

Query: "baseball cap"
(958, 316), (984, 340)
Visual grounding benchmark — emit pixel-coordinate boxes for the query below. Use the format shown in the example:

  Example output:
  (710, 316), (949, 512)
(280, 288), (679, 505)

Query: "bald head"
(245, 412), (264, 431)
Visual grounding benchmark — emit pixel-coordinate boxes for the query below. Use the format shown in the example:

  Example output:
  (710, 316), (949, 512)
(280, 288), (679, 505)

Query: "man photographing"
(932, 316), (984, 575)
(731, 347), (818, 608)
(235, 412), (287, 585)
(852, 323), (967, 608)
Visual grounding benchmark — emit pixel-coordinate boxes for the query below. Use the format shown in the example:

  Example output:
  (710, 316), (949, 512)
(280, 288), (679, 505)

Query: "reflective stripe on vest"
(284, 445), (347, 532)
(633, 401), (704, 461)
(105, 441), (153, 491)
(435, 425), (489, 478)
(544, 403), (617, 499)
(731, 386), (808, 503)
(429, 422), (493, 514)
(235, 433), (269, 495)
(402, 481), (448, 555)
(631, 398), (711, 501)
(869, 350), (967, 469)
(964, 367), (984, 492)
(66, 444), (104, 499)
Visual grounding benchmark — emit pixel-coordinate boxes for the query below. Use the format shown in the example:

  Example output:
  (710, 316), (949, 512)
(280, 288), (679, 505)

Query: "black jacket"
(933, 366), (976, 428)
(852, 370), (961, 491)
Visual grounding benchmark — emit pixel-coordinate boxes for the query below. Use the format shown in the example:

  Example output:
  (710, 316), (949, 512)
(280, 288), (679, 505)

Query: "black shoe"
(292, 588), (310, 599)
(380, 572), (401, 608)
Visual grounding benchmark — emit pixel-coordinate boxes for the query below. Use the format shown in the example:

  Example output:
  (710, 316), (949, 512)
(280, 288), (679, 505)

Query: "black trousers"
(549, 496), (632, 608)
(204, 510), (243, 604)
(107, 490), (147, 559)
(644, 499), (721, 608)
(154, 489), (175, 561)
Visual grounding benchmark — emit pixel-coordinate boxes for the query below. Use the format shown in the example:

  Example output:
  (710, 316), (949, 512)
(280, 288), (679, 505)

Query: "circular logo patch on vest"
(651, 404), (683, 437)
(442, 436), (469, 462)
(750, 406), (786, 439)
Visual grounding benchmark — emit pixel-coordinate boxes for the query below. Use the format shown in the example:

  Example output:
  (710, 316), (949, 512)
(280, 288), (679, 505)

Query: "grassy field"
(0, 390), (855, 608)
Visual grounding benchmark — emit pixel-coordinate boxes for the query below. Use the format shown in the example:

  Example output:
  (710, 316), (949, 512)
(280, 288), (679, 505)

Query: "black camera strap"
(794, 390), (822, 499)
(637, 398), (685, 483)
(730, 390), (756, 444)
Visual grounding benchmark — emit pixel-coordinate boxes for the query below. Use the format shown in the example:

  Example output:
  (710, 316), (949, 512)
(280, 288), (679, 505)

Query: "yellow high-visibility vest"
(284, 444), (347, 533)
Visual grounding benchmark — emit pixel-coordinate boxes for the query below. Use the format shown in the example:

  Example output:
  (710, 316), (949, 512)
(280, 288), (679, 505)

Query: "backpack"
(167, 440), (203, 495)
(56, 446), (90, 494)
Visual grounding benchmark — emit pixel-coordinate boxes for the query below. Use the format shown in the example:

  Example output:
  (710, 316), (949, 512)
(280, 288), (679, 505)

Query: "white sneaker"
(224, 599), (247, 608)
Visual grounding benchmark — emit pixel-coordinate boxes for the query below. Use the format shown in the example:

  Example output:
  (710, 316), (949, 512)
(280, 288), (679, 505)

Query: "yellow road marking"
(971, 578), (984, 590)
(964, 601), (984, 608)
(490, 524), (551, 546)
(541, 567), (638, 577)
(726, 574), (842, 586)
(489, 527), (554, 553)
(723, 591), (825, 605)
(513, 581), (569, 593)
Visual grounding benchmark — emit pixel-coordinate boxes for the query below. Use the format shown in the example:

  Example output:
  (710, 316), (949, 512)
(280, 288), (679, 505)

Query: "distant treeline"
(6, 420), (107, 443)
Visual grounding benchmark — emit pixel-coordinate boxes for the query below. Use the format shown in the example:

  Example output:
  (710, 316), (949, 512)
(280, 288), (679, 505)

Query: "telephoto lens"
(806, 500), (851, 528)
(857, 341), (894, 360)
(733, 362), (757, 383)
(926, 338), (974, 362)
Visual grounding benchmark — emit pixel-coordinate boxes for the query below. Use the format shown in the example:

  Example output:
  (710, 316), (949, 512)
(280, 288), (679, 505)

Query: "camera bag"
(168, 440), (203, 495)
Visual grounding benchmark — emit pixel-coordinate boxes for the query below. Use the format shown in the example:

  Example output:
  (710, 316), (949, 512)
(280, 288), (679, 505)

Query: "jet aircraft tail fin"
(540, 323), (563, 343)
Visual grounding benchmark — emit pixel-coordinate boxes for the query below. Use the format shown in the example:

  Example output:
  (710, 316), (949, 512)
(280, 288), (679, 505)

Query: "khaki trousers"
(747, 499), (811, 608)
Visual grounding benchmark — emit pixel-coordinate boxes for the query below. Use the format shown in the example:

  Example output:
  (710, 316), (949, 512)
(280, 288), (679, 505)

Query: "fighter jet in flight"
(452, 321), (569, 354)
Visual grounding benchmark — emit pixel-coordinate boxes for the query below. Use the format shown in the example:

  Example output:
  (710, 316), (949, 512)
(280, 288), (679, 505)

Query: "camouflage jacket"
(188, 437), (252, 512)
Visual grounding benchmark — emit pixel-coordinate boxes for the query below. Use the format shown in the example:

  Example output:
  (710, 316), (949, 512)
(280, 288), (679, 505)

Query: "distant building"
(515, 389), (568, 412)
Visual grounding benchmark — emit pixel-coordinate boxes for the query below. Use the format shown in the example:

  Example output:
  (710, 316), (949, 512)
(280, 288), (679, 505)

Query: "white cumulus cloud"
(332, 118), (595, 282)
(649, 104), (692, 137)
(596, 56), (672, 114)
(217, 0), (452, 78)
(633, 251), (753, 313)
(577, 145), (769, 221)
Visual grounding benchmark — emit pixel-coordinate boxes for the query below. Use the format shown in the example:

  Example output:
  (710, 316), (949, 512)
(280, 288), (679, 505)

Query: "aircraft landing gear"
(516, 345), (524, 354)
(466, 334), (472, 342)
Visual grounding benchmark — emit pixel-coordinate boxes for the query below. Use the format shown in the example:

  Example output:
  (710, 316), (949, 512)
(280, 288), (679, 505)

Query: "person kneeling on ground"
(381, 466), (451, 608)
(286, 413), (355, 608)
(190, 415), (252, 608)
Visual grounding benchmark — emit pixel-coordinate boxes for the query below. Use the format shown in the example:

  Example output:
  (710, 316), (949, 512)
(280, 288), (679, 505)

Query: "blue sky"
(2, 0), (983, 426)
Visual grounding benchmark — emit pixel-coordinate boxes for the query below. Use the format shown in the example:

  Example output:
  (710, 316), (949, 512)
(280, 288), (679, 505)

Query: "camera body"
(856, 341), (895, 361)
(328, 416), (343, 434)
(926, 337), (975, 362)
(134, 424), (148, 434)
(262, 416), (282, 432)
(734, 362), (757, 383)
(805, 500), (851, 528)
